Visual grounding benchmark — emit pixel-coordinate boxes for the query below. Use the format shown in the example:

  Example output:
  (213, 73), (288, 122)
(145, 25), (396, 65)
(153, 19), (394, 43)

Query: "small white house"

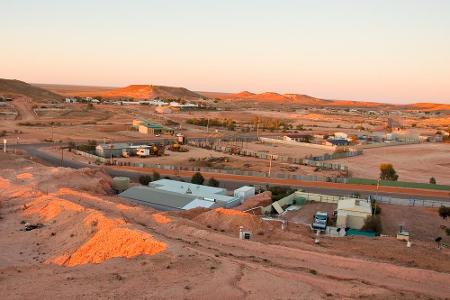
(336, 198), (372, 230)
(169, 102), (198, 108)
(234, 186), (256, 203)
(334, 132), (348, 140)
(65, 98), (77, 103)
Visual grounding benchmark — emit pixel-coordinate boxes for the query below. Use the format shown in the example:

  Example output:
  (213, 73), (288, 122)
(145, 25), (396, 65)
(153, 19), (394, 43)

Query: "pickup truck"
(312, 211), (328, 231)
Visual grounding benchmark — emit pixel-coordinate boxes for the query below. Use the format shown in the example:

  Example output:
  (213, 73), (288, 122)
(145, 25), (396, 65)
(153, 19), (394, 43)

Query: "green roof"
(141, 121), (173, 130)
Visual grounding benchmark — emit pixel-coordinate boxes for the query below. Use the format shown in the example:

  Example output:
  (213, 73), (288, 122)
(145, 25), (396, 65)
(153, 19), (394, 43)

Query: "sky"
(1, 0), (450, 104)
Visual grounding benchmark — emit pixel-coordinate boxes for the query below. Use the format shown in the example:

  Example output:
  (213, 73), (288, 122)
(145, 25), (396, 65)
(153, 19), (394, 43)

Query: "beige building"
(155, 106), (172, 114)
(336, 199), (372, 229)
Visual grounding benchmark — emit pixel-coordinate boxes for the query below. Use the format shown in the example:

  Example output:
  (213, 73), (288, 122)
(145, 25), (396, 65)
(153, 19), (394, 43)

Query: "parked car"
(312, 211), (328, 231)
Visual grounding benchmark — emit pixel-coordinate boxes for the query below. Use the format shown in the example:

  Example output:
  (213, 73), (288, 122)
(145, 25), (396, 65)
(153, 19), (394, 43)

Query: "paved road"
(17, 143), (450, 202)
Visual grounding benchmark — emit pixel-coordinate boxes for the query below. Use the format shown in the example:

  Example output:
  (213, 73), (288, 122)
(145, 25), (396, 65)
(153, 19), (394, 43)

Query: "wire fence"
(187, 140), (356, 172)
(73, 148), (348, 183)
(370, 195), (450, 208)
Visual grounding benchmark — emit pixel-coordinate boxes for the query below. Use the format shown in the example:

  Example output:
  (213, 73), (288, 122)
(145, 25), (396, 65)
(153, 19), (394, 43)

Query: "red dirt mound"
(50, 211), (167, 266)
(193, 208), (264, 233)
(235, 191), (272, 212)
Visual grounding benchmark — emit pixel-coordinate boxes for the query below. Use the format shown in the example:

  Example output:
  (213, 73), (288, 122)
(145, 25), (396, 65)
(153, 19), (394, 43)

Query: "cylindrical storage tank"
(112, 177), (130, 192)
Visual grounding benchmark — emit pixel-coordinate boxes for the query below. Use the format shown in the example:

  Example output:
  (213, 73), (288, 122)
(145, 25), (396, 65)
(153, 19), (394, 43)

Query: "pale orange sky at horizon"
(1, 0), (449, 104)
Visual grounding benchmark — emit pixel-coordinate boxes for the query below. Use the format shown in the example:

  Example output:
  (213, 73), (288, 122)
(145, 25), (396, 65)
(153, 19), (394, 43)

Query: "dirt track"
(12, 97), (35, 121)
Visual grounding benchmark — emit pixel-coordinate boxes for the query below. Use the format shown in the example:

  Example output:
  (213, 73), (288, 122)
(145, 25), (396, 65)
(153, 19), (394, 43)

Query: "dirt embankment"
(1, 154), (450, 299)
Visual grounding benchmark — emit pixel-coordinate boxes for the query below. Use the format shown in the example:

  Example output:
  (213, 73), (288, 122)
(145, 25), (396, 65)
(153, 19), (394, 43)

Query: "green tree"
(362, 215), (383, 234)
(152, 171), (161, 181)
(208, 177), (220, 187)
(438, 206), (450, 219)
(379, 163), (399, 181)
(191, 172), (205, 185)
(429, 177), (437, 184)
(139, 175), (152, 186)
(67, 141), (76, 151)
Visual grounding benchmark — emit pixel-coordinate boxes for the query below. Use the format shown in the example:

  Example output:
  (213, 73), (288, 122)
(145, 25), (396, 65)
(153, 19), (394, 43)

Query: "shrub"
(208, 177), (220, 187)
(139, 175), (152, 186)
(429, 177), (437, 184)
(362, 215), (383, 234)
(67, 141), (76, 150)
(269, 186), (295, 202)
(191, 172), (205, 185)
(438, 206), (450, 219)
(371, 201), (381, 215)
(351, 192), (361, 198)
(379, 163), (399, 181)
(152, 171), (161, 181)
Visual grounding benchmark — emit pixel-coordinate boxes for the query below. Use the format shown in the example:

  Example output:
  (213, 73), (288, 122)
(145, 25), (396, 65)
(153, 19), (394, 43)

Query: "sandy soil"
(224, 140), (329, 158)
(286, 202), (337, 226)
(1, 152), (450, 299)
(42, 145), (340, 178)
(330, 143), (450, 184)
(379, 203), (450, 243)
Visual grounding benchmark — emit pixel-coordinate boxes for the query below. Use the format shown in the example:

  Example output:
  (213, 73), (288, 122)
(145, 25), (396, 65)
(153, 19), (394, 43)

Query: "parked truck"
(312, 211), (328, 231)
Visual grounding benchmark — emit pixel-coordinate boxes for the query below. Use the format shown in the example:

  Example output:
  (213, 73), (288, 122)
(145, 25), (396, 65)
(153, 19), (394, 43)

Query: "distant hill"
(404, 102), (450, 112)
(29, 82), (450, 111)
(101, 85), (204, 100)
(204, 90), (389, 108)
(34, 83), (115, 97)
(0, 79), (63, 102)
(38, 84), (205, 100)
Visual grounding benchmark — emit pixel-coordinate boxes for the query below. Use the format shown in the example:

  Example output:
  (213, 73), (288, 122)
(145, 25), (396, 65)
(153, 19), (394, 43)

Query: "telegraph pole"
(268, 154), (273, 177)
(110, 144), (113, 165)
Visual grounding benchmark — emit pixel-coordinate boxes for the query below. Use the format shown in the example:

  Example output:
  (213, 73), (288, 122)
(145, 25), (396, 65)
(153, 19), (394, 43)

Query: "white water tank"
(234, 186), (256, 203)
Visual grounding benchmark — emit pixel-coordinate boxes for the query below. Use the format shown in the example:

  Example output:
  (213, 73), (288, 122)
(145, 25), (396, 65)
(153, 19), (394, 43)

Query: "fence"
(309, 150), (363, 161)
(260, 191), (363, 214)
(369, 195), (450, 208)
(259, 136), (335, 150)
(357, 140), (421, 149)
(187, 140), (351, 173)
(73, 149), (348, 184)
(349, 178), (450, 191)
(72, 149), (108, 163)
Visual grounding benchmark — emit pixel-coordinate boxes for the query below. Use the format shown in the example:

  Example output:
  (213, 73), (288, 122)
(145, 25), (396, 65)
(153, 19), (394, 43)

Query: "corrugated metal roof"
(181, 199), (216, 210)
(150, 179), (227, 198)
(234, 186), (255, 193)
(337, 198), (372, 214)
(97, 143), (130, 150)
(119, 186), (198, 209)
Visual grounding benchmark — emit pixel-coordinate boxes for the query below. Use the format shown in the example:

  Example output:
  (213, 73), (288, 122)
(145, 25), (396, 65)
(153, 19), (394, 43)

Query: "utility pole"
(206, 118), (210, 133)
(60, 146), (69, 167)
(15, 137), (19, 154)
(268, 154), (273, 177)
(256, 122), (259, 138)
(110, 144), (113, 165)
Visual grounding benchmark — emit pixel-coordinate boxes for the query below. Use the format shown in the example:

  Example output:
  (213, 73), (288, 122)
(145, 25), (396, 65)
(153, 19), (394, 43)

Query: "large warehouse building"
(119, 179), (246, 210)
